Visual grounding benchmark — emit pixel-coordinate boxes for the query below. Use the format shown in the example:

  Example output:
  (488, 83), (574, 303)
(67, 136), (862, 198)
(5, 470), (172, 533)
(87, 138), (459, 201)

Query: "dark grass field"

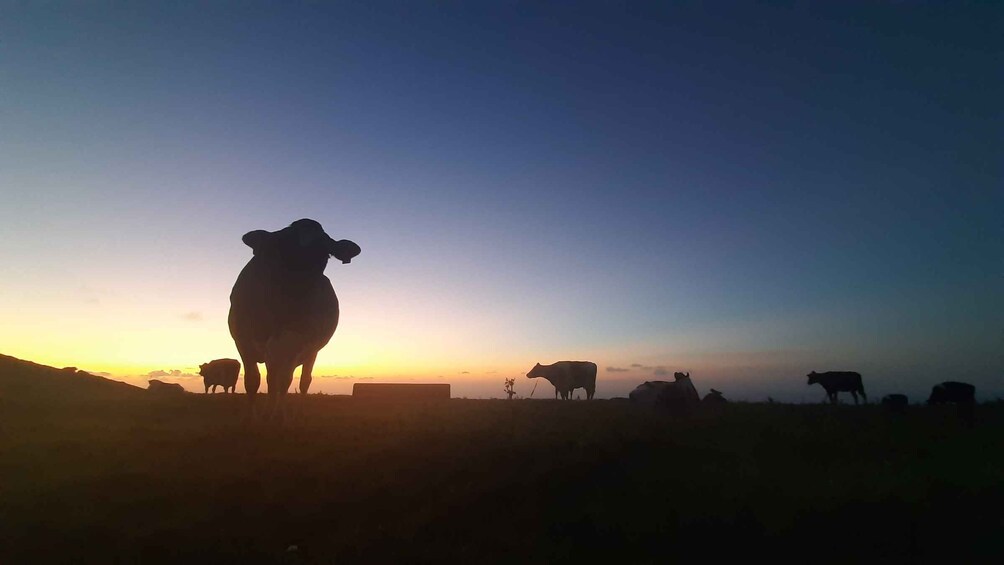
(2, 356), (1003, 563)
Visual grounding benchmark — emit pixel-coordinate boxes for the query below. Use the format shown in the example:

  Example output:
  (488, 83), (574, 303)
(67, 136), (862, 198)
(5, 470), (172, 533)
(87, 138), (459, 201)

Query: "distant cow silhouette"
(526, 361), (597, 400)
(199, 358), (240, 393)
(927, 382), (975, 405)
(928, 381), (976, 426)
(703, 388), (727, 405)
(629, 372), (700, 411)
(229, 219), (360, 411)
(881, 394), (908, 413)
(807, 371), (866, 404)
(147, 380), (185, 394)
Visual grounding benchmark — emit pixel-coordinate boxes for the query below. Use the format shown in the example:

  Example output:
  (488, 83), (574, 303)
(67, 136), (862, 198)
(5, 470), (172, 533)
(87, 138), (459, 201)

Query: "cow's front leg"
(299, 351), (318, 394)
(236, 345), (261, 399)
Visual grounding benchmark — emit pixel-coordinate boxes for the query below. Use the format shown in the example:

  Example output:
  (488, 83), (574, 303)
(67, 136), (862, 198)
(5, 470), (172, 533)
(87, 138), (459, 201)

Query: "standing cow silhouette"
(228, 219), (360, 415)
(807, 371), (866, 404)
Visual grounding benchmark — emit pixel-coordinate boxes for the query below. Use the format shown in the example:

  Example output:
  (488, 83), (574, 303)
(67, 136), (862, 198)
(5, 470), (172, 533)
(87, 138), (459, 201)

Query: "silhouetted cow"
(629, 372), (700, 412)
(703, 388), (727, 405)
(229, 219), (360, 413)
(928, 381), (976, 426)
(148, 380), (185, 395)
(881, 394), (908, 413)
(526, 361), (597, 400)
(199, 358), (241, 393)
(927, 382), (975, 405)
(807, 371), (866, 404)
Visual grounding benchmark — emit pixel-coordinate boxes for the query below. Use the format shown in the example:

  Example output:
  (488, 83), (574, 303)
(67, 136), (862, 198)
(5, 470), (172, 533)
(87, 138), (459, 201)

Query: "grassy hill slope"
(0, 353), (143, 404)
(2, 355), (1003, 563)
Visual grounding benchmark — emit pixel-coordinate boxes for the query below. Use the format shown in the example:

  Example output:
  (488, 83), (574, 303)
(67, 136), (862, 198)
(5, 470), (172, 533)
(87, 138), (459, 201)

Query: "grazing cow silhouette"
(928, 381), (976, 426)
(927, 382), (975, 405)
(526, 361), (597, 400)
(198, 358), (241, 393)
(228, 219), (360, 411)
(807, 371), (866, 404)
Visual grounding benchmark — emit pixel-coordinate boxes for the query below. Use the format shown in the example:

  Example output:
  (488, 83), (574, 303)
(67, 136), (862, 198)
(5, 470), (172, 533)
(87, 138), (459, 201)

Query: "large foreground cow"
(229, 219), (360, 410)
(807, 371), (866, 404)
(199, 358), (240, 393)
(526, 361), (597, 400)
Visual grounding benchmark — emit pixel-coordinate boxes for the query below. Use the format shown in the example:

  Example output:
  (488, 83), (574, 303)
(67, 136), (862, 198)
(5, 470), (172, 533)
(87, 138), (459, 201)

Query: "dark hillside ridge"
(0, 353), (142, 402)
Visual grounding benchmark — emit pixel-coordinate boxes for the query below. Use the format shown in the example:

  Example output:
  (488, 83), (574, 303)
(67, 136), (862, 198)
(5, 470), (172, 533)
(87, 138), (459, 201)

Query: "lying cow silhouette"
(629, 372), (700, 411)
(147, 379), (185, 395)
(881, 393), (908, 413)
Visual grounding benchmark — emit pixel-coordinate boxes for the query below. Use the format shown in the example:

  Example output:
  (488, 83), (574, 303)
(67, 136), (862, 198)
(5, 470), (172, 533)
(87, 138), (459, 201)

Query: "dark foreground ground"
(2, 358), (1003, 563)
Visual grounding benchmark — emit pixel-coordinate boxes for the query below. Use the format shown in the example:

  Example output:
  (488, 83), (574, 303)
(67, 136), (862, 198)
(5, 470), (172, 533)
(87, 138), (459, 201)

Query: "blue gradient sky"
(1, 2), (1000, 400)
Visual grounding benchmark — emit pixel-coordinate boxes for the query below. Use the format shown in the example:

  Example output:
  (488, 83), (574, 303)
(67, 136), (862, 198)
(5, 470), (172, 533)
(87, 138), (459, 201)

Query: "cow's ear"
(242, 230), (272, 252)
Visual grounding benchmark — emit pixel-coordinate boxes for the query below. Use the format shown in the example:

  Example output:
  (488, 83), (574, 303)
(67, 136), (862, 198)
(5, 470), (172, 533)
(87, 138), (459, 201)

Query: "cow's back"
(819, 371), (863, 390)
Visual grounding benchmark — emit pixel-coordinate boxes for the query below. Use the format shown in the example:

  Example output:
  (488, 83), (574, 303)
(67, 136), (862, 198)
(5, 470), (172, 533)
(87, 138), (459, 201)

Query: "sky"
(1, 2), (1001, 401)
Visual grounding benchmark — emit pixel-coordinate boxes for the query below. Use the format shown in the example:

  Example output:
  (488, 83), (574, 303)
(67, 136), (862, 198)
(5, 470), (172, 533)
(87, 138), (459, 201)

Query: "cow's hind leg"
(586, 387), (595, 400)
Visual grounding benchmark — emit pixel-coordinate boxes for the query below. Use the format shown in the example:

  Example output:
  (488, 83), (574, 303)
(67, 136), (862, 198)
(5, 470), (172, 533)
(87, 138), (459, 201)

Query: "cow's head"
(242, 219), (361, 265)
(806, 371), (819, 385)
(198, 363), (209, 376)
(927, 384), (946, 405)
(673, 371), (690, 381)
(526, 363), (544, 379)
